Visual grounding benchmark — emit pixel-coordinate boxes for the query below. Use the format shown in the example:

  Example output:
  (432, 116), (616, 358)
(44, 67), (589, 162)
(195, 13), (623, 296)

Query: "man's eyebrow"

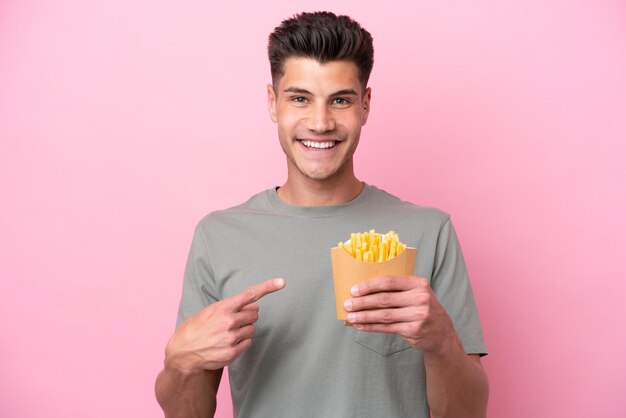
(283, 87), (312, 94)
(330, 89), (358, 96)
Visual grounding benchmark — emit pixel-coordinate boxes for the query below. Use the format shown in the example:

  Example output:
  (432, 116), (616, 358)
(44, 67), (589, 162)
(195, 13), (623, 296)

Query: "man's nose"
(307, 104), (335, 133)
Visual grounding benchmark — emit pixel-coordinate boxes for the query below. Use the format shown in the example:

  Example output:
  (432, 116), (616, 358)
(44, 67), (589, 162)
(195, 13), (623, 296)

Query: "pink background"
(2, 1), (625, 417)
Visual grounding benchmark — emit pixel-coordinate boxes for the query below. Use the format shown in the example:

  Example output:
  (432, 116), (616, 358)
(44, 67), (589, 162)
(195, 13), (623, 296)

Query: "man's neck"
(277, 175), (364, 207)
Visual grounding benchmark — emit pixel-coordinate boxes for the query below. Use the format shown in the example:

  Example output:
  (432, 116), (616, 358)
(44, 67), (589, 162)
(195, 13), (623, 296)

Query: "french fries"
(337, 230), (407, 262)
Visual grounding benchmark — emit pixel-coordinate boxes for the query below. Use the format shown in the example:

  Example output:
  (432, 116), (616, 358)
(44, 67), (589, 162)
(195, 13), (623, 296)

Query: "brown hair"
(268, 11), (374, 88)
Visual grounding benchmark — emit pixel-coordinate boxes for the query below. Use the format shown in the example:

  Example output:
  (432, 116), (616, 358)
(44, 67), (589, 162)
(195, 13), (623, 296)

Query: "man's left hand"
(344, 276), (456, 353)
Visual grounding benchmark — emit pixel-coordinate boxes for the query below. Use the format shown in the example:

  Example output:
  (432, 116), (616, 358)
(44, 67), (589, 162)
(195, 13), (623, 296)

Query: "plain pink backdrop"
(2, 1), (625, 417)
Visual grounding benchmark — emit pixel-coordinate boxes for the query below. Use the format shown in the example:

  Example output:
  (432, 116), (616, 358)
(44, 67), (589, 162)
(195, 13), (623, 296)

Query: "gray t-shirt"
(177, 184), (487, 418)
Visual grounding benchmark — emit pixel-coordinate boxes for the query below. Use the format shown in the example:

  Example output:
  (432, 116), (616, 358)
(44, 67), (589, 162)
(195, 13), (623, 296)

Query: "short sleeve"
(175, 222), (220, 328)
(431, 217), (488, 356)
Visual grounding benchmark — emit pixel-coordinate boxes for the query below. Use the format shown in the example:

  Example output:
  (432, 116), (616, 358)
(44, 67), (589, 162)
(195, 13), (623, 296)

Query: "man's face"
(267, 57), (371, 183)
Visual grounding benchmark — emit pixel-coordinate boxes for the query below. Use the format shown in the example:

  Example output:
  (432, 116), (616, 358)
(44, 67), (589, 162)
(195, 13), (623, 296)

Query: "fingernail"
(275, 278), (285, 288)
(350, 285), (360, 296)
(347, 313), (356, 322)
(343, 299), (352, 310)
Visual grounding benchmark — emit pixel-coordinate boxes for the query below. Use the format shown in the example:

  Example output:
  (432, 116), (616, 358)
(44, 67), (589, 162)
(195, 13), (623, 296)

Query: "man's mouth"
(299, 140), (338, 150)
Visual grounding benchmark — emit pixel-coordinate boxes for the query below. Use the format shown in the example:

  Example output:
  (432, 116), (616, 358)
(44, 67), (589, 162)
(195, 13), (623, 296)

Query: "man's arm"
(344, 276), (488, 418)
(155, 367), (222, 418)
(424, 350), (488, 418)
(155, 278), (286, 418)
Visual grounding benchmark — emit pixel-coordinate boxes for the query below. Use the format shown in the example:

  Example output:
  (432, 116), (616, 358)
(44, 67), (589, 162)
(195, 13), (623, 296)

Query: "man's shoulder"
(195, 188), (275, 228)
(368, 184), (450, 224)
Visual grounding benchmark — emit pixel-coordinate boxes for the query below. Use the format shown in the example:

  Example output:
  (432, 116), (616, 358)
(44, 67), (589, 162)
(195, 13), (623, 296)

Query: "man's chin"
(287, 155), (351, 183)
(297, 165), (344, 182)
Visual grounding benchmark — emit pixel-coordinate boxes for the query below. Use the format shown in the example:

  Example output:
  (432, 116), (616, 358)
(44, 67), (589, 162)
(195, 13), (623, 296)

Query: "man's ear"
(267, 84), (277, 123)
(361, 87), (372, 126)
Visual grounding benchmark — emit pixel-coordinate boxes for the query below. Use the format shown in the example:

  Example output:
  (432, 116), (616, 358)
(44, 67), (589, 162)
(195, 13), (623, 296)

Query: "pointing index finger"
(230, 278), (286, 311)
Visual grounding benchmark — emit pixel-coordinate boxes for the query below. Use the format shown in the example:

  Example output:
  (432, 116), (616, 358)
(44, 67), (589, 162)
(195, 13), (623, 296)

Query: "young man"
(156, 12), (488, 418)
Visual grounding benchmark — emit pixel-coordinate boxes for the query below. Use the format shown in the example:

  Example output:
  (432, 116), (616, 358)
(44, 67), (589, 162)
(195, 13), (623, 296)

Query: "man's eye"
(292, 96), (307, 103)
(333, 98), (350, 106)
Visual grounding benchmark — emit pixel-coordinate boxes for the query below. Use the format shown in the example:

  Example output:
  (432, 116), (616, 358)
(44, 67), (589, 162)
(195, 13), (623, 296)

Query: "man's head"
(268, 11), (374, 90)
(267, 12), (374, 191)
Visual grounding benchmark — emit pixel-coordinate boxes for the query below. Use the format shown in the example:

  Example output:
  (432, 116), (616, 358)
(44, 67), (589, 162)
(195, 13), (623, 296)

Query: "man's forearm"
(155, 367), (222, 418)
(424, 336), (489, 418)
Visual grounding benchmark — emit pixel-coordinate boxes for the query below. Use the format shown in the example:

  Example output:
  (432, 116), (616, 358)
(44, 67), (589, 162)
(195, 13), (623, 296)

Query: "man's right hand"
(163, 278), (286, 374)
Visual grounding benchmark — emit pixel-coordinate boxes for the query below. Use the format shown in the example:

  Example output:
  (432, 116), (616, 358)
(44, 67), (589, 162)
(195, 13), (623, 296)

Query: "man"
(156, 11), (488, 418)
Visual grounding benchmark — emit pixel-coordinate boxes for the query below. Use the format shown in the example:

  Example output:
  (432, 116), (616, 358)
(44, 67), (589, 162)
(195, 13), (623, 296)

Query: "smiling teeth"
(301, 140), (336, 149)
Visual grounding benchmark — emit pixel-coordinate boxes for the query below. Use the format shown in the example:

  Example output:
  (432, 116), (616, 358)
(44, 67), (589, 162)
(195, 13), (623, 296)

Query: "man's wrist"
(164, 348), (205, 376)
(422, 333), (465, 365)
